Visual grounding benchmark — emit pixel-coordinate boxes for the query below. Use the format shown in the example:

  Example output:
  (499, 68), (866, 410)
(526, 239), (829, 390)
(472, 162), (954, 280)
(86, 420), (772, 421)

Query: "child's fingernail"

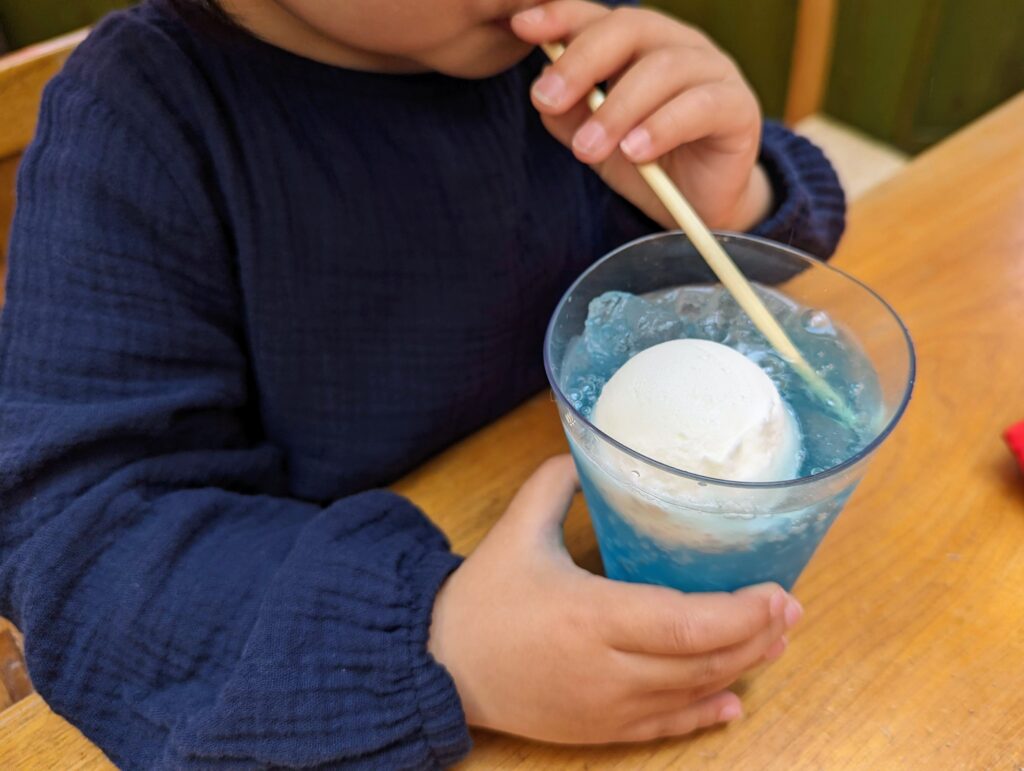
(764, 635), (788, 661)
(620, 127), (652, 160)
(513, 6), (545, 25)
(573, 121), (607, 155)
(769, 590), (786, 620)
(718, 702), (742, 722)
(532, 71), (566, 107)
(784, 598), (803, 628)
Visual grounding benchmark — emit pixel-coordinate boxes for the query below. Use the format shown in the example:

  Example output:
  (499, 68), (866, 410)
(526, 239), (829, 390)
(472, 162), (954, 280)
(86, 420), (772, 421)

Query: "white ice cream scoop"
(592, 339), (801, 483)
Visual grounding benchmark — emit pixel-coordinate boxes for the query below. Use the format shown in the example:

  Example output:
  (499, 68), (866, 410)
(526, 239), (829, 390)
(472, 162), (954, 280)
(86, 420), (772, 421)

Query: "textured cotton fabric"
(0, 1), (845, 768)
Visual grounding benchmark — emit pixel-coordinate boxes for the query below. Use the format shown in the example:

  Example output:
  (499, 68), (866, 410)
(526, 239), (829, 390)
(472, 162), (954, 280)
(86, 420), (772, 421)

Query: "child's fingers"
(502, 455), (580, 539)
(618, 614), (788, 691)
(634, 675), (738, 717)
(513, 1), (705, 50)
(762, 634), (788, 662)
(599, 580), (788, 655)
(571, 46), (729, 162)
(510, 0), (609, 47)
(622, 690), (741, 741)
(521, 8), (665, 115)
(538, 100), (594, 150)
(620, 83), (755, 164)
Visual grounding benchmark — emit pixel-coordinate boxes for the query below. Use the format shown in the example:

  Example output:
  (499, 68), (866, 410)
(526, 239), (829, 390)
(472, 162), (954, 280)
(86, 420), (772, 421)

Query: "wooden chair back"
(0, 29), (87, 300)
(785, 0), (838, 125)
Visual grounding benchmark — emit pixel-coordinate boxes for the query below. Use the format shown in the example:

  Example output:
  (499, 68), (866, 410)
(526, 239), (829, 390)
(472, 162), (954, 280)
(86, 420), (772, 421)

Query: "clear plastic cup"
(544, 232), (915, 592)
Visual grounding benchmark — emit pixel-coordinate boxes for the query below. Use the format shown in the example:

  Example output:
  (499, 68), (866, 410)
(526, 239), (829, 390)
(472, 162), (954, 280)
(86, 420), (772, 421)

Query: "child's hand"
(510, 1), (772, 232)
(428, 456), (801, 743)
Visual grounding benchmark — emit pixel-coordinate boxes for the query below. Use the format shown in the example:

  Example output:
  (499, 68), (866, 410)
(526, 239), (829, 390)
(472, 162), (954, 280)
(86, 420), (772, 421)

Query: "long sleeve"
(751, 121), (846, 258)
(595, 120), (847, 260)
(0, 72), (469, 769)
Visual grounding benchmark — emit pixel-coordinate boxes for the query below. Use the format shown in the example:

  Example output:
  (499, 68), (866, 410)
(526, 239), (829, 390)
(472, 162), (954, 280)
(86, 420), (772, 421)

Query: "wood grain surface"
(0, 29), (86, 160)
(0, 696), (112, 770)
(2, 93), (1023, 770)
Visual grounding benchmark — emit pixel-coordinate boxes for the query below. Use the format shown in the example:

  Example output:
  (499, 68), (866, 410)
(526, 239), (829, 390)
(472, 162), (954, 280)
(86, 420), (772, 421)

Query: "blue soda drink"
(557, 285), (884, 592)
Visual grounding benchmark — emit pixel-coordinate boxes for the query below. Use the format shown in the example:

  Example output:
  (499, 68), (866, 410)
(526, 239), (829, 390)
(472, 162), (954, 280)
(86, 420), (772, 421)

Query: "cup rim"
(543, 231), (917, 490)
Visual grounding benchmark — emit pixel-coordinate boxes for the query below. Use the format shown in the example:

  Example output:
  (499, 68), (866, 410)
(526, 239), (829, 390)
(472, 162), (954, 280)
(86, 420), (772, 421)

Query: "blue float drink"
(544, 233), (915, 593)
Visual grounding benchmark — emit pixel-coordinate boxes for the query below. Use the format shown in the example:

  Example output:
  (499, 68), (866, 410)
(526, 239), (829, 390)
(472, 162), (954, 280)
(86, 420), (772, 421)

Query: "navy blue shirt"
(0, 1), (844, 767)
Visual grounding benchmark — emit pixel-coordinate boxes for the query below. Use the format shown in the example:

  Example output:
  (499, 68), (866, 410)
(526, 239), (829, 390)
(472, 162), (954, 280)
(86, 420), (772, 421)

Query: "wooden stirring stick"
(541, 42), (856, 425)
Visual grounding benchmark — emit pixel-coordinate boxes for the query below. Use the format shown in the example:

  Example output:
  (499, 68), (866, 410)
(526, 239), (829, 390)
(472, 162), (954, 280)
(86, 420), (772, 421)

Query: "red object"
(1004, 421), (1024, 472)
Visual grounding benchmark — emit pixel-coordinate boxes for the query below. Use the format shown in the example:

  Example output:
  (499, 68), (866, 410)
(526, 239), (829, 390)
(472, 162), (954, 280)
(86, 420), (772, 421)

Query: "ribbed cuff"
(405, 549), (470, 769)
(753, 120), (846, 259)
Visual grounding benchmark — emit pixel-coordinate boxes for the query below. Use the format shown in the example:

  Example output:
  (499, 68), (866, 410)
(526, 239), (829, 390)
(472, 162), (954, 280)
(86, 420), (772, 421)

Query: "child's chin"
(428, 30), (533, 79)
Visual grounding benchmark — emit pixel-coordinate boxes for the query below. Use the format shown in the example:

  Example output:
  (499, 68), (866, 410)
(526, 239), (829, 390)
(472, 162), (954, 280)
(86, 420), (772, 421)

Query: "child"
(0, 0), (843, 767)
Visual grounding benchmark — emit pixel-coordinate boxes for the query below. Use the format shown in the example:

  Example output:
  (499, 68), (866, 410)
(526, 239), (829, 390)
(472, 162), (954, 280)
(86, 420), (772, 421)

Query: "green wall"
(827, 0), (1024, 153)
(653, 0), (1024, 153)
(0, 0), (132, 49)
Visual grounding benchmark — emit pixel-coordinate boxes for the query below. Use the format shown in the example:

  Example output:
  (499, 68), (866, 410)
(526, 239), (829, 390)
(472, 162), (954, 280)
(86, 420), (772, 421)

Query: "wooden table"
(4, 93), (1024, 770)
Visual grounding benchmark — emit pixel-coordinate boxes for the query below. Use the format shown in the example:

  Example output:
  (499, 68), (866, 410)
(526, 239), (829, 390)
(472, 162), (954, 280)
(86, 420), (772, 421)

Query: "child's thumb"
(503, 455), (580, 538)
